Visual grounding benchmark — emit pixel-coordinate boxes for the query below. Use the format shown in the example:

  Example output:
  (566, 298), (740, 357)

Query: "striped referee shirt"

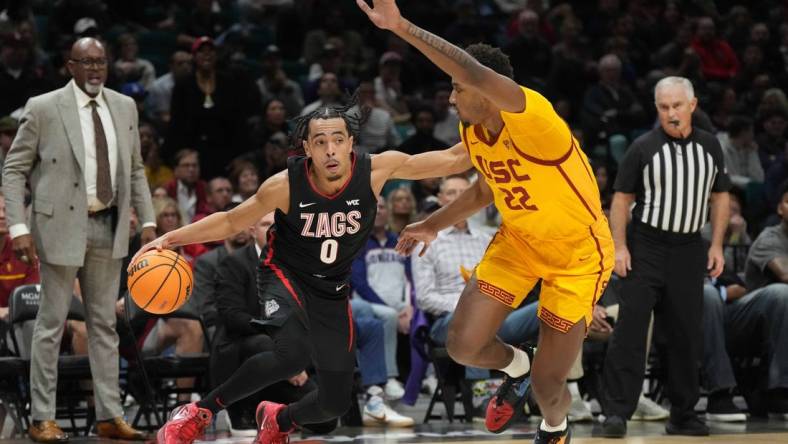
(614, 127), (731, 234)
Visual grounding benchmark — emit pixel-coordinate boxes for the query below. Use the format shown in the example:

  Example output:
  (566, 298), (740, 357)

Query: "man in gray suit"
(1, 38), (154, 443)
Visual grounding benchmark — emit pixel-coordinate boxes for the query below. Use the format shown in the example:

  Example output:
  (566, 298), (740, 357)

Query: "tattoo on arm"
(405, 22), (477, 71)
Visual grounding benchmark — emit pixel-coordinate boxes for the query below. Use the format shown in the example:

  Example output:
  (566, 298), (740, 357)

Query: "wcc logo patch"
(264, 300), (280, 317)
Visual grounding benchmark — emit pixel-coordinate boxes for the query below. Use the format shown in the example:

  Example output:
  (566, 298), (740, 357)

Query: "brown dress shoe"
(96, 417), (148, 440)
(28, 420), (69, 443)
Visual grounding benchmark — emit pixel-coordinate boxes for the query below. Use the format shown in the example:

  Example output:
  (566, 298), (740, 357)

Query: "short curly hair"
(465, 43), (514, 79)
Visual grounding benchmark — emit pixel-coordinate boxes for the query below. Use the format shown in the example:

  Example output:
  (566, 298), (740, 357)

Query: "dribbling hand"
(356, 0), (402, 31)
(127, 234), (172, 272)
(395, 220), (437, 257)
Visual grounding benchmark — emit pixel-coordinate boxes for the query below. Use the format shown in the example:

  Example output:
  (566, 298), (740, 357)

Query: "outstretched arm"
(357, 0), (524, 113)
(396, 177), (494, 256)
(371, 142), (472, 185)
(129, 171), (289, 267)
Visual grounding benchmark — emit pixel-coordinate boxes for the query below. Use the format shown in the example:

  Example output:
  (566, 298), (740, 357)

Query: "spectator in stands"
(2, 37), (153, 442)
(250, 98), (290, 151)
(691, 16), (739, 82)
(411, 177), (440, 216)
(398, 108), (449, 156)
(167, 37), (255, 178)
(176, 0), (230, 48)
(375, 51), (409, 122)
(119, 82), (147, 118)
(432, 83), (461, 146)
(255, 45), (304, 119)
(547, 16), (593, 116)
(720, 115), (764, 190)
(709, 86), (738, 132)
(139, 123), (173, 190)
(146, 50), (192, 125)
(0, 32), (49, 117)
(652, 22), (695, 75)
(229, 159), (259, 203)
(164, 149), (209, 223)
(0, 116), (18, 179)
(702, 184), (788, 422)
(757, 107), (788, 172)
(0, 188), (38, 320)
(113, 33), (155, 89)
(581, 54), (646, 158)
(505, 8), (552, 88)
(153, 196), (207, 264)
(354, 80), (400, 155)
(191, 201), (249, 330)
(302, 6), (362, 78)
(194, 177), (232, 222)
(351, 196), (413, 400)
(386, 186), (417, 235)
(245, 131), (289, 181)
(300, 72), (343, 116)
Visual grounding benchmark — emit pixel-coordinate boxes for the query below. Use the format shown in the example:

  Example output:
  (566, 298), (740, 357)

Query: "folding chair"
(122, 293), (211, 429)
(411, 323), (474, 423)
(8, 284), (94, 436)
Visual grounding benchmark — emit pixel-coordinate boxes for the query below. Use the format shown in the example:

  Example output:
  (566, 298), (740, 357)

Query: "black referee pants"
(602, 222), (705, 421)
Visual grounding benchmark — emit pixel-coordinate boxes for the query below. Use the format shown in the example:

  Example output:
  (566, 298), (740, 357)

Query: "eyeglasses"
(70, 58), (108, 68)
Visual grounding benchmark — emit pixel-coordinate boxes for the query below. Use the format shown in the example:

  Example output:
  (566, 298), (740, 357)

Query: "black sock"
(197, 396), (226, 414)
(276, 407), (294, 431)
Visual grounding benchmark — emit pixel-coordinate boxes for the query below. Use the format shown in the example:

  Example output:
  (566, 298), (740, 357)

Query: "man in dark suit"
(2, 37), (153, 442)
(190, 202), (250, 331)
(212, 212), (333, 436)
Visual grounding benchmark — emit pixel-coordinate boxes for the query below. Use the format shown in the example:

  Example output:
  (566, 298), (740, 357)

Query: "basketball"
(127, 249), (193, 315)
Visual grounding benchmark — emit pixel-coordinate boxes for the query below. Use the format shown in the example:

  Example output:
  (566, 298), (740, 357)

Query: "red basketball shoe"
(156, 402), (212, 444)
(253, 401), (293, 444)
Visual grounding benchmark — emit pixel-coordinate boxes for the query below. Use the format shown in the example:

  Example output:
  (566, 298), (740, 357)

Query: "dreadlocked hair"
(289, 88), (371, 154)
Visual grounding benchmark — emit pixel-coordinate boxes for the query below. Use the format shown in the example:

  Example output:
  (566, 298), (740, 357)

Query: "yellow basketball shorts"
(475, 219), (614, 333)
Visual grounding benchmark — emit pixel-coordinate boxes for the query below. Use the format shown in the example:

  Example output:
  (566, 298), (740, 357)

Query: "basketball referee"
(600, 76), (731, 437)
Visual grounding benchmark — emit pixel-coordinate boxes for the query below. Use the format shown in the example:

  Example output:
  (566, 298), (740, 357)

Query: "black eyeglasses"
(70, 58), (108, 68)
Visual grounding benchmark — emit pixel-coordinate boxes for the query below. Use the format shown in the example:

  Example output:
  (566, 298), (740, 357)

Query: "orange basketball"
(127, 249), (193, 315)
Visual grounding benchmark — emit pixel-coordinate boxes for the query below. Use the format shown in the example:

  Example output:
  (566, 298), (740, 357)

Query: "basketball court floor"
(3, 400), (788, 443)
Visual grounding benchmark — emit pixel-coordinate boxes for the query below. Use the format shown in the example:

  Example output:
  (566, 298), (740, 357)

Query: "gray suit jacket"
(1, 82), (155, 266)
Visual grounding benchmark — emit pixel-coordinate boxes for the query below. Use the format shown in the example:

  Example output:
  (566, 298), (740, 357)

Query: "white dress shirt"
(177, 180), (197, 222)
(412, 225), (492, 316)
(72, 80), (119, 212)
(9, 81), (155, 239)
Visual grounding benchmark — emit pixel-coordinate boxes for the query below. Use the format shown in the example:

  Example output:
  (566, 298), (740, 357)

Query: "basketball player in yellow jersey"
(359, 1), (613, 442)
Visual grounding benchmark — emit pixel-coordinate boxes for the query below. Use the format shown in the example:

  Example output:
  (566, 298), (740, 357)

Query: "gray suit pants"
(30, 214), (123, 421)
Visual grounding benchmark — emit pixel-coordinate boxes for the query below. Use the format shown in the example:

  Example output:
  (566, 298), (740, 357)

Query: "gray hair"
(654, 76), (695, 102)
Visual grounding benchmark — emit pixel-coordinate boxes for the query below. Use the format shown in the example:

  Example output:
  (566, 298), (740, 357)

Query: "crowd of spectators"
(1, 0), (788, 435)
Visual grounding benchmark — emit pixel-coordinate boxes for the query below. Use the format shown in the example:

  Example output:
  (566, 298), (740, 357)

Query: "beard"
(84, 82), (104, 95)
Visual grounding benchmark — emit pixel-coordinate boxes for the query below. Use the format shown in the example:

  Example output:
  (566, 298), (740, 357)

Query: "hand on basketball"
(356, 0), (403, 31)
(395, 220), (437, 257)
(613, 245), (631, 278)
(128, 234), (172, 272)
(707, 244), (725, 278)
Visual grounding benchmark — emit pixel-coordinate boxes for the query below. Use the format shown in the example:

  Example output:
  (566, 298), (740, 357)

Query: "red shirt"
(0, 235), (40, 307)
(691, 38), (739, 81)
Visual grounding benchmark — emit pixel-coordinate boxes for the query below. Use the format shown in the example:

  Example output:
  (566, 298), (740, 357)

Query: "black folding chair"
(122, 293), (211, 429)
(8, 284), (94, 436)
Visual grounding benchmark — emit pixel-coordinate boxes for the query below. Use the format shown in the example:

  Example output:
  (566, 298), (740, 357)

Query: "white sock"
(540, 417), (567, 433)
(499, 345), (530, 378)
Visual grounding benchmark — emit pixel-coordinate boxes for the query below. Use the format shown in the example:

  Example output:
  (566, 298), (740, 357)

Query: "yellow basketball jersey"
(462, 87), (605, 241)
